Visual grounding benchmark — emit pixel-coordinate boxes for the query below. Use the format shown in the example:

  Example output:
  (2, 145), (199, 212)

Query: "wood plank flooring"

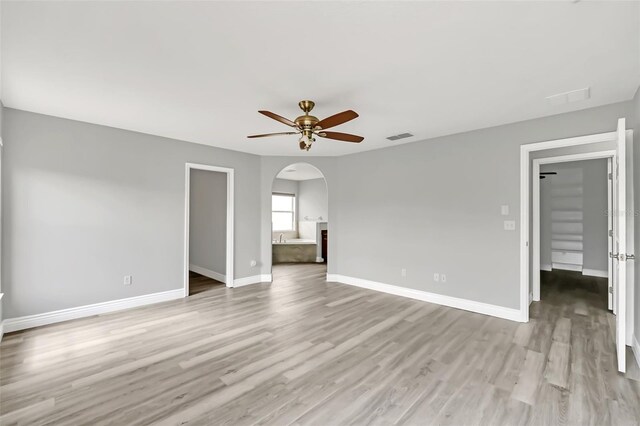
(189, 271), (224, 296)
(1, 264), (639, 425)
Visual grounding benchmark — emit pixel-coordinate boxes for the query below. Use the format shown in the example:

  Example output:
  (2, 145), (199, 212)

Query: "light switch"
(504, 220), (516, 231)
(501, 205), (509, 216)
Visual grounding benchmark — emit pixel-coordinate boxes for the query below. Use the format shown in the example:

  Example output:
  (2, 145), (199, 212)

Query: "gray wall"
(299, 178), (328, 221)
(189, 169), (226, 276)
(272, 178), (298, 196)
(2, 99), (637, 320)
(540, 159), (608, 273)
(2, 108), (262, 318)
(333, 101), (635, 309)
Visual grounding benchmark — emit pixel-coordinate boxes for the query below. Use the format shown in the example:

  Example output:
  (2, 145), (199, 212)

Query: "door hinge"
(610, 253), (635, 261)
(609, 173), (613, 180)
(609, 230), (613, 237)
(609, 287), (613, 294)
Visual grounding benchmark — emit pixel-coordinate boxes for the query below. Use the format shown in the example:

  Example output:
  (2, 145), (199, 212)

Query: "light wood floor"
(189, 270), (224, 296)
(1, 264), (639, 425)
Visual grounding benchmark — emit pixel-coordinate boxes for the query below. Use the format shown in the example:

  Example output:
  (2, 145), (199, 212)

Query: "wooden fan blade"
(247, 132), (299, 138)
(314, 110), (358, 130)
(258, 111), (297, 127)
(317, 131), (364, 143)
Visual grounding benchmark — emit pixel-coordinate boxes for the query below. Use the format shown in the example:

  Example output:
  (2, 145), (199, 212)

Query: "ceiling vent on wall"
(386, 132), (414, 141)
(546, 87), (590, 106)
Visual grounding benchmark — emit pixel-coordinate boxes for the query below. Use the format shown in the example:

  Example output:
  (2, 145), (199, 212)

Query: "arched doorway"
(271, 163), (328, 281)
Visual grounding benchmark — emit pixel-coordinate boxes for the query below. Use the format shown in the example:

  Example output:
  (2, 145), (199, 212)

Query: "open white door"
(613, 118), (627, 373)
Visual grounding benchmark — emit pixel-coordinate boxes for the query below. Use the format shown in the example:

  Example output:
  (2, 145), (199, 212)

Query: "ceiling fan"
(539, 171), (557, 179)
(248, 100), (364, 151)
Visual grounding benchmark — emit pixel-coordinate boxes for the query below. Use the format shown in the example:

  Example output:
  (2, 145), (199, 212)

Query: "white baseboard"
(552, 263), (582, 272)
(582, 268), (608, 278)
(541, 265), (606, 278)
(2, 289), (184, 333)
(233, 274), (272, 287)
(326, 274), (524, 322)
(189, 264), (226, 283)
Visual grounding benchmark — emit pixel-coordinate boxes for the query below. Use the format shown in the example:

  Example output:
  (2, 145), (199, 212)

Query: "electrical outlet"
(433, 273), (440, 282)
(504, 220), (516, 231)
(124, 275), (132, 286)
(441, 274), (447, 283)
(401, 268), (407, 277)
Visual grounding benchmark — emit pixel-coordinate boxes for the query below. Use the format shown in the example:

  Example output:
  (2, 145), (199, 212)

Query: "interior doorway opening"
(536, 157), (612, 312)
(183, 163), (234, 296)
(271, 163), (328, 281)
(535, 156), (614, 339)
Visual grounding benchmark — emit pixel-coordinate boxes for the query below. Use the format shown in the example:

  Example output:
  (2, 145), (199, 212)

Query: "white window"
(272, 193), (295, 231)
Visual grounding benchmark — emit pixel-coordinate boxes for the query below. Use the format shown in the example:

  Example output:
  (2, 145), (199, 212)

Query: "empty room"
(0, 1), (639, 425)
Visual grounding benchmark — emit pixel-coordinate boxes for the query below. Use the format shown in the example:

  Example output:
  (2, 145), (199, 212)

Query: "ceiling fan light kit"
(248, 100), (364, 151)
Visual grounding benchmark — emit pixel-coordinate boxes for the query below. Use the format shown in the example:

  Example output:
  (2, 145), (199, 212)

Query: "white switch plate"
(401, 268), (407, 277)
(124, 275), (132, 286)
(433, 273), (440, 282)
(504, 220), (516, 231)
(501, 205), (509, 216)
(441, 274), (447, 283)
(250, 260), (257, 267)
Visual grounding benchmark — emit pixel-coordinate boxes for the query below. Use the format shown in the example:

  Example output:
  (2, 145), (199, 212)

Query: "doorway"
(271, 163), (328, 280)
(535, 156), (612, 328)
(534, 154), (614, 306)
(521, 118), (633, 373)
(183, 163), (234, 296)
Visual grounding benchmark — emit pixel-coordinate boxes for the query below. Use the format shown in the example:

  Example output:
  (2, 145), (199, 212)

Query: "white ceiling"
(2, 1), (639, 156)
(276, 163), (325, 181)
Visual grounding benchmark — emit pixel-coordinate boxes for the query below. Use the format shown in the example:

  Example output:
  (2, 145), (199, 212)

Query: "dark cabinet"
(321, 230), (328, 263)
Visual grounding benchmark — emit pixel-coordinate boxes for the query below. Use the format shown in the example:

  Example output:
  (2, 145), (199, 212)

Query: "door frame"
(532, 150), (616, 302)
(520, 128), (633, 325)
(184, 163), (235, 296)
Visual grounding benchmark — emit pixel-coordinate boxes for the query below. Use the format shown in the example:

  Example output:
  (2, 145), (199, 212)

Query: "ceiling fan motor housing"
(295, 118), (319, 144)
(296, 100), (321, 137)
(295, 115), (319, 129)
